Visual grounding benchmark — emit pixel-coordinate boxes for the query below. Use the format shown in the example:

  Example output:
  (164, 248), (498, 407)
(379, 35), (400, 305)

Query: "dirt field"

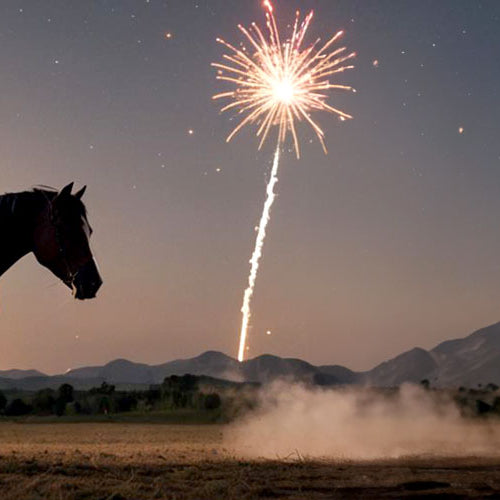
(1, 423), (500, 499)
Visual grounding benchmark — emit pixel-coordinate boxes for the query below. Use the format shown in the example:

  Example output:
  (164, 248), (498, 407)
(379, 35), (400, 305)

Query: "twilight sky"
(1, 0), (499, 374)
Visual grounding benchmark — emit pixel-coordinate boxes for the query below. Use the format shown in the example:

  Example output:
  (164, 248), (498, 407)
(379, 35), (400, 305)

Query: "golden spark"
(212, 0), (356, 159)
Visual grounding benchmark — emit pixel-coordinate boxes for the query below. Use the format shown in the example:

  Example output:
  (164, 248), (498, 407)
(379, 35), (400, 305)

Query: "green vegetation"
(0, 375), (257, 423)
(3, 376), (500, 423)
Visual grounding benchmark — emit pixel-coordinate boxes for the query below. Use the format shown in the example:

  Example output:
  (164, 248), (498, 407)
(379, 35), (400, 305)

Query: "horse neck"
(0, 192), (44, 277)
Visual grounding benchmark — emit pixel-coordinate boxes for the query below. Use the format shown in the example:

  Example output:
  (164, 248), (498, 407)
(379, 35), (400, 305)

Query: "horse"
(0, 182), (102, 300)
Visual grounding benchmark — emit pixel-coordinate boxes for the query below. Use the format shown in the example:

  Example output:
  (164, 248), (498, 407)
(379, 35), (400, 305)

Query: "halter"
(43, 192), (76, 286)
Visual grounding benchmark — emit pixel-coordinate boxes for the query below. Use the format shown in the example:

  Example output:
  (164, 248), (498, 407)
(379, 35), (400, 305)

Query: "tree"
(0, 391), (6, 413)
(116, 394), (138, 413)
(58, 384), (74, 403)
(65, 401), (82, 416)
(476, 399), (493, 415)
(179, 374), (198, 393)
(55, 384), (74, 416)
(161, 375), (199, 409)
(5, 398), (32, 416)
(420, 379), (430, 390)
(204, 393), (222, 410)
(99, 396), (111, 414)
(32, 389), (56, 415)
(89, 382), (115, 395)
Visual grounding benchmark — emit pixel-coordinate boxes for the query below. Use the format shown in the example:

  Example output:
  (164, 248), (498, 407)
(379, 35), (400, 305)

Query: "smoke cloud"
(226, 383), (500, 459)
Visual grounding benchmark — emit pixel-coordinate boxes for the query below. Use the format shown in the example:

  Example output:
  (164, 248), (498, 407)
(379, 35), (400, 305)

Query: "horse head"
(33, 183), (102, 300)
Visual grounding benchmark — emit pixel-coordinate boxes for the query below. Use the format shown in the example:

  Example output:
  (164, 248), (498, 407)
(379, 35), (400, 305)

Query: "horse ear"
(75, 185), (87, 200)
(58, 182), (74, 198)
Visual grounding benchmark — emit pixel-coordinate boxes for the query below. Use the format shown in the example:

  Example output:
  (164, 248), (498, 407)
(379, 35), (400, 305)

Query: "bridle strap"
(42, 193), (75, 284)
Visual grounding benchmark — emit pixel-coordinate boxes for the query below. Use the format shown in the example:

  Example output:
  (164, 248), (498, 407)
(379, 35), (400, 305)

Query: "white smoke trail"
(238, 146), (281, 362)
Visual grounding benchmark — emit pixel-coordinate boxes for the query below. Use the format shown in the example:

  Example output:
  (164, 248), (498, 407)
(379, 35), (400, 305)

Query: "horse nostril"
(73, 260), (102, 299)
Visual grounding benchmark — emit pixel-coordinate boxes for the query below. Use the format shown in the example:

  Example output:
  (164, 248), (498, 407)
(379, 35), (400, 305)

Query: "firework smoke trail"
(238, 145), (280, 362)
(213, 1), (355, 361)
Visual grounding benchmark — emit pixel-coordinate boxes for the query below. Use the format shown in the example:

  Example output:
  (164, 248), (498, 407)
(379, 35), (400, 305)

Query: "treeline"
(418, 379), (500, 418)
(0, 375), (226, 418)
(2, 375), (499, 420)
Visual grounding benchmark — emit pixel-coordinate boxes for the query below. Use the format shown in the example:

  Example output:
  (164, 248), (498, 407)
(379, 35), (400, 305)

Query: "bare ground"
(1, 423), (500, 499)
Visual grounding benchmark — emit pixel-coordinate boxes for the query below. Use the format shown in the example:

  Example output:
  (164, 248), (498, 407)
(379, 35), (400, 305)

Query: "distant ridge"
(364, 321), (500, 387)
(0, 369), (46, 380)
(3, 322), (500, 390)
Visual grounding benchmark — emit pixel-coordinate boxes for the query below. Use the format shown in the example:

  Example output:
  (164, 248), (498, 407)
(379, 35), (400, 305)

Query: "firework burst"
(212, 0), (356, 158)
(213, 1), (356, 362)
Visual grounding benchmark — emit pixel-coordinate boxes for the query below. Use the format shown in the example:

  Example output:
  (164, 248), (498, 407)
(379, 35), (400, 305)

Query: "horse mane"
(0, 186), (87, 221)
(33, 184), (57, 193)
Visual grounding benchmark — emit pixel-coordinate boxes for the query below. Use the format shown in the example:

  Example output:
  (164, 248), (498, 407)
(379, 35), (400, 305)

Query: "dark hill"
(4, 322), (500, 389)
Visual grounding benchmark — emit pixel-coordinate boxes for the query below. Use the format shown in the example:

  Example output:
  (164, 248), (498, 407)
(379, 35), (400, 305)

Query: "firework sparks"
(213, 1), (355, 362)
(212, 1), (356, 159)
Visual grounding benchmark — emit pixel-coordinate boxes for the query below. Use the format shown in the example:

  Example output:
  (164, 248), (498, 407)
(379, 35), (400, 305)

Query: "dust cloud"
(226, 383), (500, 459)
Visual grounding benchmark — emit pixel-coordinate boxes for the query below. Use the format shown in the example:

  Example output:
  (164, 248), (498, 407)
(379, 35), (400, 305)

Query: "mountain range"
(2, 322), (500, 390)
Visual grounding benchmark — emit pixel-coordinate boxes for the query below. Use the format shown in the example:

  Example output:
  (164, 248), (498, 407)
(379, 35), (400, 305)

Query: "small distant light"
(458, 127), (464, 134)
(165, 32), (173, 39)
(216, 167), (221, 172)
(266, 330), (272, 335)
(339, 116), (346, 121)
(54, 59), (59, 64)
(89, 144), (94, 149)
(372, 59), (379, 67)
(188, 129), (194, 135)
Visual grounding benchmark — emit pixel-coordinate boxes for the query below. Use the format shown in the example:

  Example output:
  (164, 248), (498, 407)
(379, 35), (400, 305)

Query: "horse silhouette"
(0, 183), (102, 300)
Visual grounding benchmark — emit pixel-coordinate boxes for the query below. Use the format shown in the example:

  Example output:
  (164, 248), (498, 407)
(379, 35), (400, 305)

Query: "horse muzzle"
(73, 259), (102, 300)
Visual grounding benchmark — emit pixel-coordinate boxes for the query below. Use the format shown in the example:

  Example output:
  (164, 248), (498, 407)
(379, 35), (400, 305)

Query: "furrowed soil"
(1, 422), (500, 499)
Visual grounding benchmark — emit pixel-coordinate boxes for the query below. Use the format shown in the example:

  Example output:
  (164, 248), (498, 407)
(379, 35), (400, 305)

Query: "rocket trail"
(238, 145), (280, 362)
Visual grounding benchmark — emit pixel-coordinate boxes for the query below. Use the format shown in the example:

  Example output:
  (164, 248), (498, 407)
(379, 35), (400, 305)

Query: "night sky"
(1, 0), (499, 374)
